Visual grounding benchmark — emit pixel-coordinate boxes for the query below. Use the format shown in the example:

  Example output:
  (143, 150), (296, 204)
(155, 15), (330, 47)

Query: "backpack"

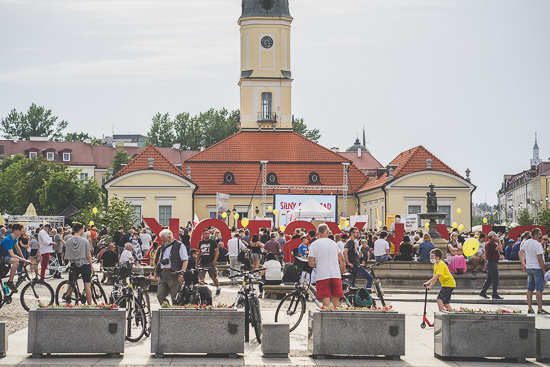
(282, 262), (301, 284)
(354, 287), (374, 307)
(0, 241), (10, 279)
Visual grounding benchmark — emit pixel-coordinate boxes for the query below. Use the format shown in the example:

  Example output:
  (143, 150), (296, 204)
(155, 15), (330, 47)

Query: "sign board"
(403, 214), (419, 231)
(274, 194), (337, 226)
(216, 193), (229, 220)
(350, 215), (368, 227)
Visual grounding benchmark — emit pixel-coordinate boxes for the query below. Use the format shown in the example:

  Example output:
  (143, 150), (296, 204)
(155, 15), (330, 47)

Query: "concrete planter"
(308, 309), (405, 359)
(434, 312), (535, 362)
(0, 322), (6, 357)
(28, 308), (125, 358)
(536, 328), (550, 363)
(151, 308), (245, 358)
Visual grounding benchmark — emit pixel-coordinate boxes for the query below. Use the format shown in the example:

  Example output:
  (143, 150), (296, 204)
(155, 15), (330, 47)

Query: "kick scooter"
(421, 287), (434, 329)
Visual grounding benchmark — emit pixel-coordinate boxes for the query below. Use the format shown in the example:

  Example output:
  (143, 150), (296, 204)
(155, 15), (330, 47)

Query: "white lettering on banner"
(275, 194), (337, 225)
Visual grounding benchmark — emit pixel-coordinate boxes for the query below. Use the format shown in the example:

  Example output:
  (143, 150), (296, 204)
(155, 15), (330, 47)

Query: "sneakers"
(492, 295), (504, 300)
(528, 309), (535, 314)
(5, 281), (17, 293)
(479, 292), (489, 299)
(215, 288), (221, 296)
(538, 309), (549, 315)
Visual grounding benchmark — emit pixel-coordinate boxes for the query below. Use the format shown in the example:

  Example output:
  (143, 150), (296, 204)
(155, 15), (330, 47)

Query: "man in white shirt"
(119, 243), (134, 264)
(140, 228), (152, 253)
(308, 224), (346, 307)
(38, 224), (56, 281)
(373, 231), (390, 262)
(519, 228), (548, 314)
(227, 233), (247, 285)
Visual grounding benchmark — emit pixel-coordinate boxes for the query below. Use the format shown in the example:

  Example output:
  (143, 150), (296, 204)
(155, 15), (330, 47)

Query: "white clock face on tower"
(261, 36), (274, 49)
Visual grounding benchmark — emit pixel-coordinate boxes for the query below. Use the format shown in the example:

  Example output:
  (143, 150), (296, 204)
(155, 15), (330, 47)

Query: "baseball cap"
(508, 239), (514, 243)
(488, 231), (497, 238)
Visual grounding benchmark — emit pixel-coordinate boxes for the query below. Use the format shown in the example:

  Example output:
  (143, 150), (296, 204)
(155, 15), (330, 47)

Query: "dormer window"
(46, 152), (54, 161)
(29, 152), (37, 159)
(309, 172), (321, 185)
(267, 172), (278, 184)
(223, 172), (236, 185)
(63, 152), (71, 162)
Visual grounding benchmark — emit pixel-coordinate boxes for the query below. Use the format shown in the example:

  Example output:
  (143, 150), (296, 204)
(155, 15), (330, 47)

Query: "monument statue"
(426, 183), (438, 213)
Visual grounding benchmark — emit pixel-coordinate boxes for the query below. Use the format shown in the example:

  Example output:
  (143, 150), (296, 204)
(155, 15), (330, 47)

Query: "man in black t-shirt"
(260, 229), (271, 245)
(198, 228), (220, 295)
(343, 227), (373, 289)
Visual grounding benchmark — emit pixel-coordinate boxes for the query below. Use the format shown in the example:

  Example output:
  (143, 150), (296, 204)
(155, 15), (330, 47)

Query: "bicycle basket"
(293, 256), (313, 274)
(355, 287), (374, 307)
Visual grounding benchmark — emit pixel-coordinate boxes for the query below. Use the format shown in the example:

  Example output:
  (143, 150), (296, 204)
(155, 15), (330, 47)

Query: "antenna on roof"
(363, 126), (366, 147)
(112, 124), (114, 136)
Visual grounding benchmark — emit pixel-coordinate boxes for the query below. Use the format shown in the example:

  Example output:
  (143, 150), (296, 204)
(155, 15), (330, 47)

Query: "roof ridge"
(114, 144), (185, 179)
(415, 145), (462, 178)
(186, 131), (242, 161)
(391, 146), (421, 177)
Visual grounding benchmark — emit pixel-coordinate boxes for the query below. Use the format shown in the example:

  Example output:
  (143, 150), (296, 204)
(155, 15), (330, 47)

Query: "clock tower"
(238, 0), (293, 131)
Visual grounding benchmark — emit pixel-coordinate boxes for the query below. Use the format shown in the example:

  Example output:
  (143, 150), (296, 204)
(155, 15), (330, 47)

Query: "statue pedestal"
(433, 238), (448, 252)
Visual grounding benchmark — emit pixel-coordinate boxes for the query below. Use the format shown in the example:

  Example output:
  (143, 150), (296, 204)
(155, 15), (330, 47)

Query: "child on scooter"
(423, 248), (456, 311)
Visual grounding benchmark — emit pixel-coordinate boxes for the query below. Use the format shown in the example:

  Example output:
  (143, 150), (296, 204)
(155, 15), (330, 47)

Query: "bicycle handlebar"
(228, 268), (264, 279)
(171, 267), (206, 276)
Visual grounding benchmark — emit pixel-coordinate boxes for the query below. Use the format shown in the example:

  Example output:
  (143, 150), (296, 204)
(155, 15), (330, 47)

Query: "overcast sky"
(1, 0), (548, 205)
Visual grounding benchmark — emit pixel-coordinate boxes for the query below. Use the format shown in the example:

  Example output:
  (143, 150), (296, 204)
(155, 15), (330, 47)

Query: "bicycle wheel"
(91, 280), (107, 304)
(47, 256), (60, 278)
(115, 295), (146, 342)
(248, 294), (262, 343)
(142, 290), (152, 337)
(233, 293), (245, 308)
(374, 280), (386, 308)
(20, 280), (54, 311)
(55, 280), (80, 306)
(275, 292), (306, 332)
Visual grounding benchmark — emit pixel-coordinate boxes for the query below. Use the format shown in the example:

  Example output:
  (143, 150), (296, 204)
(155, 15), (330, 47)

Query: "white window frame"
(125, 197), (144, 224)
(156, 197), (175, 226)
(29, 151), (37, 159)
(46, 152), (54, 161)
(79, 172), (88, 180)
(234, 205), (250, 220)
(63, 152), (71, 162)
(207, 205), (217, 219)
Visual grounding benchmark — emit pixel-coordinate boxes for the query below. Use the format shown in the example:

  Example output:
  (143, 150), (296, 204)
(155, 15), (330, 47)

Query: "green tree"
(1, 103), (68, 141)
(146, 113), (175, 147)
(79, 195), (137, 233)
(199, 108), (239, 148)
(109, 150), (132, 176)
(518, 209), (534, 226)
(173, 112), (203, 150)
(538, 209), (550, 233)
(293, 117), (321, 142)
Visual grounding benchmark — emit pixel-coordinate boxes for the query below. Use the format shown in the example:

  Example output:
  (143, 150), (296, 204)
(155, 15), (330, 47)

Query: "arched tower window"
(261, 92), (273, 121)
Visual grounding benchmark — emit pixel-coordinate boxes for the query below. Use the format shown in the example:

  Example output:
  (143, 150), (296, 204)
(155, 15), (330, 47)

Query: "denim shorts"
(527, 268), (544, 292)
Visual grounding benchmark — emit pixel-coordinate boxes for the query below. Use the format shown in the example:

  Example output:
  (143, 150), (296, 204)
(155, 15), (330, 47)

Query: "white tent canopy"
(288, 198), (334, 220)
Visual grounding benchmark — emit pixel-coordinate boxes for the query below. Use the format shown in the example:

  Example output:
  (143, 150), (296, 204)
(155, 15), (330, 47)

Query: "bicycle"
(114, 267), (151, 342)
(37, 254), (70, 279)
(0, 264), (55, 311)
(173, 267), (212, 306)
(274, 257), (323, 332)
(55, 265), (107, 306)
(230, 267), (263, 343)
(341, 261), (386, 308)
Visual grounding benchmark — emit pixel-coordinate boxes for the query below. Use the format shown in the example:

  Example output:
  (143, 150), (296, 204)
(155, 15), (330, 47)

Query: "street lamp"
(225, 209), (231, 225)
(232, 208), (237, 227)
(255, 206), (259, 215)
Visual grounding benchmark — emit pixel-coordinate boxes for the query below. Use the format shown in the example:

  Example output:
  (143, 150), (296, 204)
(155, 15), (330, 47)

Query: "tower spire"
(531, 132), (541, 167)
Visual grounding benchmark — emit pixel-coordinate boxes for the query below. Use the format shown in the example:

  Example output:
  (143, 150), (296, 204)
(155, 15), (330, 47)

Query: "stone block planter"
(434, 312), (535, 362)
(536, 328), (550, 363)
(262, 322), (289, 358)
(308, 309), (405, 359)
(151, 308), (245, 358)
(0, 322), (6, 357)
(28, 308), (125, 358)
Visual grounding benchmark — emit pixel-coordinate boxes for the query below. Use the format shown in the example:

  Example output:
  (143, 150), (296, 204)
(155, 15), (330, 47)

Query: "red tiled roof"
(113, 144), (189, 180)
(358, 146), (463, 192)
(183, 131), (369, 195)
(338, 151), (383, 171)
(91, 145), (197, 169)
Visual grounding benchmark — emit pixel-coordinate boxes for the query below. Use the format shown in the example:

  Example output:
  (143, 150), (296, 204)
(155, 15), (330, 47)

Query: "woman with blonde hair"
(417, 233), (435, 262)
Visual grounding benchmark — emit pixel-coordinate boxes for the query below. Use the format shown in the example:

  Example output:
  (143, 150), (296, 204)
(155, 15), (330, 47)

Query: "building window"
(159, 205), (172, 226)
(29, 152), (37, 159)
(408, 205), (421, 215)
(267, 172), (278, 184)
(79, 173), (88, 180)
(46, 152), (54, 161)
(63, 152), (71, 162)
(132, 205), (142, 225)
(439, 205), (451, 227)
(261, 92), (272, 120)
(223, 172), (236, 185)
(309, 172), (321, 185)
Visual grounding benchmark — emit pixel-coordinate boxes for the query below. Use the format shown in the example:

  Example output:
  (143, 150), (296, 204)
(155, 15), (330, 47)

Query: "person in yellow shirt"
(423, 248), (456, 311)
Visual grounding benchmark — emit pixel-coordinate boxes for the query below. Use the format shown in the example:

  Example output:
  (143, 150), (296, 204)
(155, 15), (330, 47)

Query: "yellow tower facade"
(238, 0), (293, 131)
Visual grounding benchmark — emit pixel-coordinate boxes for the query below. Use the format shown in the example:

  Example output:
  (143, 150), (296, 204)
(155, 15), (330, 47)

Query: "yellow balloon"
(92, 207), (98, 214)
(221, 212), (227, 219)
(234, 213), (240, 220)
(452, 222), (457, 228)
(280, 225), (286, 232)
(344, 221), (350, 227)
(424, 222), (430, 228)
(378, 221), (383, 227)
(458, 224), (464, 231)
(89, 221), (94, 226)
(241, 218), (249, 228)
(338, 225), (342, 230)
(483, 218), (488, 224)
(456, 208), (462, 214)
(268, 206), (273, 212)
(463, 238), (480, 257)
(273, 209), (278, 215)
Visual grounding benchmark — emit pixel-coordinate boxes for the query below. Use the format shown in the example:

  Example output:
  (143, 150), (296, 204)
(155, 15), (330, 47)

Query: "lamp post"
(232, 208), (237, 227)
(225, 209), (231, 226)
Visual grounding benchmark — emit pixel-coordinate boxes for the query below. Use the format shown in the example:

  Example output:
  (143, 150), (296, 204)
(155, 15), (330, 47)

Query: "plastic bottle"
(414, 254), (418, 262)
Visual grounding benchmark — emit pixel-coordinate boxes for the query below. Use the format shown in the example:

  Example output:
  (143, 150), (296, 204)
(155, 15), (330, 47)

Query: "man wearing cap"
(38, 224), (56, 281)
(479, 231), (503, 299)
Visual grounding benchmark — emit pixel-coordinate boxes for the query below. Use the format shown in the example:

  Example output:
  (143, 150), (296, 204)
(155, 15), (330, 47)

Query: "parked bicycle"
(0, 264), (54, 311)
(342, 262), (386, 308)
(230, 267), (263, 343)
(173, 267), (212, 306)
(55, 265), (107, 306)
(274, 257), (322, 332)
(114, 267), (152, 342)
(37, 255), (70, 280)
